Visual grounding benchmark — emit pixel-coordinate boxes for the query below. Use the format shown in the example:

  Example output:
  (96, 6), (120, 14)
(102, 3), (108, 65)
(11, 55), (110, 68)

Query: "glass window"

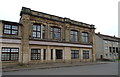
(105, 46), (108, 50)
(116, 48), (118, 53)
(12, 25), (18, 30)
(31, 49), (41, 60)
(4, 24), (11, 29)
(82, 32), (88, 43)
(1, 48), (19, 61)
(109, 47), (112, 53)
(50, 27), (61, 40)
(83, 50), (89, 59)
(113, 47), (115, 53)
(71, 50), (79, 59)
(32, 24), (45, 39)
(70, 30), (78, 42)
(3, 24), (18, 35)
(32, 25), (41, 38)
(104, 41), (108, 44)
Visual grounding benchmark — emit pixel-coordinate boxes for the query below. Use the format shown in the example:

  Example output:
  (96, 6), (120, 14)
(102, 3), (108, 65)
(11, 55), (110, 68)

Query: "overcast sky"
(0, 0), (119, 37)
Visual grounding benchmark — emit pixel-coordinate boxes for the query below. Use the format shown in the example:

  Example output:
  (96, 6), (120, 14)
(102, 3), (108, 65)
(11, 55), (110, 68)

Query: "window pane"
(33, 32), (36, 37)
(37, 32), (41, 37)
(33, 25), (37, 30)
(11, 49), (18, 52)
(4, 24), (11, 29)
(2, 48), (10, 52)
(12, 25), (18, 30)
(50, 32), (53, 39)
(12, 30), (18, 34)
(4, 29), (11, 34)
(37, 25), (41, 31)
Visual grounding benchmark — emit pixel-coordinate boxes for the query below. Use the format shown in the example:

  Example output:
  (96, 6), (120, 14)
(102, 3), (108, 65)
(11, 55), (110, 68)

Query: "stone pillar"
(91, 29), (96, 62)
(80, 49), (83, 62)
(78, 31), (81, 43)
(41, 49), (43, 61)
(53, 49), (56, 61)
(65, 24), (70, 42)
(79, 49), (81, 61)
(46, 46), (51, 61)
(20, 14), (31, 64)
(47, 25), (50, 40)
(64, 47), (71, 62)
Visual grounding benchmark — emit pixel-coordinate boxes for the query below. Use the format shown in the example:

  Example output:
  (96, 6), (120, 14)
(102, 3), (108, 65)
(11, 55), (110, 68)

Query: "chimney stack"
(98, 32), (100, 34)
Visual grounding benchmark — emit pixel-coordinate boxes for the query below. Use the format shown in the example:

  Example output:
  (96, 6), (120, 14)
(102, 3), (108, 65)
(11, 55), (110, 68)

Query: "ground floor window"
(56, 49), (62, 59)
(1, 47), (19, 61)
(43, 49), (46, 60)
(51, 49), (53, 60)
(83, 50), (89, 59)
(31, 49), (41, 60)
(71, 50), (79, 59)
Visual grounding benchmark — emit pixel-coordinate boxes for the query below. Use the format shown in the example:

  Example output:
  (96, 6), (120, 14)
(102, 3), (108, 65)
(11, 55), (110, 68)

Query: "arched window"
(82, 32), (88, 43)
(70, 30), (78, 42)
(50, 26), (61, 40)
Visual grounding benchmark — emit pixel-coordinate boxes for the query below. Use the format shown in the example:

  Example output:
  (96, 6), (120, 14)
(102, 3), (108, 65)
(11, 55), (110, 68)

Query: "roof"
(0, 20), (22, 26)
(20, 7), (95, 29)
(95, 33), (120, 42)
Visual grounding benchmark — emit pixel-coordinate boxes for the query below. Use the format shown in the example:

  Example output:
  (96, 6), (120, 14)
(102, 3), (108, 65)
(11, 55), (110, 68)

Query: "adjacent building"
(95, 32), (120, 60)
(0, 7), (96, 65)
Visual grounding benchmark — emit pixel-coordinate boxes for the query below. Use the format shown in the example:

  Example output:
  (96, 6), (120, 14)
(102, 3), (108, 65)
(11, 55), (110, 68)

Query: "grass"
(115, 59), (120, 61)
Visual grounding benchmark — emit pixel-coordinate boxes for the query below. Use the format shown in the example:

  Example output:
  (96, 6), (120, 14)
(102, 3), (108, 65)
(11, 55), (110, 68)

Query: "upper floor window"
(104, 41), (108, 44)
(105, 46), (108, 50)
(82, 32), (88, 43)
(3, 24), (18, 35)
(32, 24), (45, 39)
(70, 30), (78, 42)
(50, 27), (61, 40)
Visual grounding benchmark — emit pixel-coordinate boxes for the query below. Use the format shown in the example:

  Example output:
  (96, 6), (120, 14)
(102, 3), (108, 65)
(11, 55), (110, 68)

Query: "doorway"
(100, 55), (103, 59)
(56, 49), (63, 59)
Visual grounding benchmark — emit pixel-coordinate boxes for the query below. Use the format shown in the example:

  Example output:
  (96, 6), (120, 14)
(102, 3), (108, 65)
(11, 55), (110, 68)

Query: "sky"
(0, 0), (119, 37)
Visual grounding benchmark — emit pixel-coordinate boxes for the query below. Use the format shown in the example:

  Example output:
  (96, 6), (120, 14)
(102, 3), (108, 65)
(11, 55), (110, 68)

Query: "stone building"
(95, 32), (120, 60)
(0, 7), (96, 65)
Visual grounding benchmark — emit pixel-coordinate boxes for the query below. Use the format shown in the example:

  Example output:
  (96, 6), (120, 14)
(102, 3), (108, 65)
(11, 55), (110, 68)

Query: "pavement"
(2, 61), (110, 72)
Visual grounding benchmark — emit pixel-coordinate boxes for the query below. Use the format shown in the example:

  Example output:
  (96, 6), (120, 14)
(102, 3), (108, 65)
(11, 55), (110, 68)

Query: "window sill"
(1, 35), (22, 39)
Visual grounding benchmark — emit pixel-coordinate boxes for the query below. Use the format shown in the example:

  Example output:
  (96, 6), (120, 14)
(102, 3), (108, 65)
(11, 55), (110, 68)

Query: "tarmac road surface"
(2, 62), (119, 75)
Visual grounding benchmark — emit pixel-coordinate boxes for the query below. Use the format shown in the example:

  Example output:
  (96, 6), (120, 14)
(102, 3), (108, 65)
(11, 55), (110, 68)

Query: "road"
(2, 62), (119, 75)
